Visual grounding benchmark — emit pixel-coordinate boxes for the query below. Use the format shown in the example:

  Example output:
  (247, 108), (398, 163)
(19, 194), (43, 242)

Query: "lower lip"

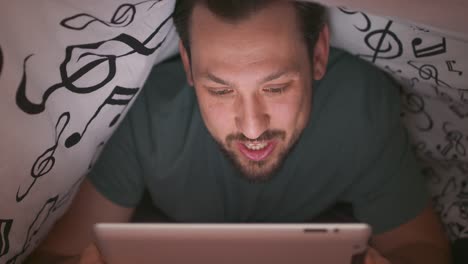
(237, 141), (277, 161)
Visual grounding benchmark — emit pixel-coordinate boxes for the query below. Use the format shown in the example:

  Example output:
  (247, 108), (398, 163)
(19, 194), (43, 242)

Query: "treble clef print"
(13, 0), (173, 205)
(16, 11), (172, 115)
(407, 61), (454, 90)
(16, 112), (71, 202)
(361, 20), (403, 63)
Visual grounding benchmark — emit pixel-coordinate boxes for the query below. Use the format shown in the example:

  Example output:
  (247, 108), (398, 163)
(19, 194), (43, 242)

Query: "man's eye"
(263, 86), (287, 94)
(209, 88), (233, 96)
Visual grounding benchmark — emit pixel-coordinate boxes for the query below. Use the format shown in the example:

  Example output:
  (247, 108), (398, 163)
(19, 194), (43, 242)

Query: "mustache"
(225, 130), (286, 145)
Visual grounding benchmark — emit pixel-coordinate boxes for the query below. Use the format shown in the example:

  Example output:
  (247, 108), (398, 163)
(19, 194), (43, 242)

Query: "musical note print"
(450, 103), (468, 119)
(65, 86), (139, 148)
(410, 25), (430, 33)
(412, 37), (447, 58)
(337, 7), (371, 32)
(413, 141), (439, 166)
(16, 8), (172, 115)
(407, 61), (453, 90)
(0, 219), (13, 258)
(384, 65), (402, 75)
(413, 142), (453, 172)
(361, 21), (403, 63)
(431, 84), (454, 104)
(6, 196), (58, 264)
(7, 175), (94, 263)
(16, 113), (70, 202)
(13, 1), (172, 205)
(433, 177), (468, 240)
(400, 90), (433, 131)
(436, 122), (467, 160)
(61, 0), (162, 30)
(447, 60), (463, 76)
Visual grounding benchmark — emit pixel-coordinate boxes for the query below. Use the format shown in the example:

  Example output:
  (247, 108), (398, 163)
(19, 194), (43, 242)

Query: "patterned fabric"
(328, 7), (468, 241)
(0, 1), (177, 263)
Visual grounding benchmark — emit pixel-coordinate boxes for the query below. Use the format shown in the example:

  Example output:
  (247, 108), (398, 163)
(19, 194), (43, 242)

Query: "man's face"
(181, 1), (329, 182)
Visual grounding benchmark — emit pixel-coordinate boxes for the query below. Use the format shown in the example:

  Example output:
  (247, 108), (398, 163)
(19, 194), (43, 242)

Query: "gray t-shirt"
(89, 48), (428, 234)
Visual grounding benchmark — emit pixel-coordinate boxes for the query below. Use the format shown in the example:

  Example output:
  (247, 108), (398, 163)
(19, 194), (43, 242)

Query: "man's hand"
(365, 247), (391, 264)
(78, 244), (105, 264)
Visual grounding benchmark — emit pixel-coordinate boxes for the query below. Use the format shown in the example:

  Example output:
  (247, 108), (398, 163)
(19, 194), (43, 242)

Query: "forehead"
(189, 2), (307, 72)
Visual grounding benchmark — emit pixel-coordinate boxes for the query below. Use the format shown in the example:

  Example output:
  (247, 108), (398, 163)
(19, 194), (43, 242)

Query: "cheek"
(199, 99), (235, 138)
(268, 93), (311, 131)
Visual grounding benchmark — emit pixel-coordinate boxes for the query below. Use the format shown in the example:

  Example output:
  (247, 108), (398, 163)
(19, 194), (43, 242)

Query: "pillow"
(327, 6), (468, 241)
(0, 0), (178, 262)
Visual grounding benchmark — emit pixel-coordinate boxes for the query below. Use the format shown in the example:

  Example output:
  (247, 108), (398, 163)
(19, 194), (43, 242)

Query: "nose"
(235, 94), (270, 139)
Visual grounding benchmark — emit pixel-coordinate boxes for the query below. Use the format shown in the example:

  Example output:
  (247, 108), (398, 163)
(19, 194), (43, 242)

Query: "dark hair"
(173, 0), (326, 59)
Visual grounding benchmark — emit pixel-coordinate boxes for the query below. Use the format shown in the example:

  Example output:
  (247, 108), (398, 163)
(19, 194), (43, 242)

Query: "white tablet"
(93, 223), (371, 264)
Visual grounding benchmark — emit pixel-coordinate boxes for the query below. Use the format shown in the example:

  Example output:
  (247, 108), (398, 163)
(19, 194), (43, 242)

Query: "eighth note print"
(447, 60), (463, 76)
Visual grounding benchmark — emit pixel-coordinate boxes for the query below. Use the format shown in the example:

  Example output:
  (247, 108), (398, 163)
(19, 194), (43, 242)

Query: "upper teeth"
(244, 142), (268, 150)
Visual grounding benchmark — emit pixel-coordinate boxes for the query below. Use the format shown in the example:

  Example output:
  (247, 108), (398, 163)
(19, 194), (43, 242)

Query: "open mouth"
(237, 140), (277, 161)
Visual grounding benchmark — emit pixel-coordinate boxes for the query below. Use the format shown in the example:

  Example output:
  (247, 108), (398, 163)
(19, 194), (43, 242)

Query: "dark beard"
(215, 129), (301, 184)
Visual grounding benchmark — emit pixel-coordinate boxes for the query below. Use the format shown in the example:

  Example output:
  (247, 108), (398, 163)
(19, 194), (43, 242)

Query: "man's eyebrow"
(259, 68), (299, 84)
(202, 67), (299, 86)
(203, 72), (232, 86)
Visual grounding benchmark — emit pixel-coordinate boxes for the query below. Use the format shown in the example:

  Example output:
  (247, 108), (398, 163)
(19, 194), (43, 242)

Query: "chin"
(236, 158), (282, 184)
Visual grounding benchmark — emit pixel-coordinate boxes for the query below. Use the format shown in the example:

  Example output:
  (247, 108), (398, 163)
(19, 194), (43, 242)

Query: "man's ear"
(179, 41), (194, 86)
(312, 24), (330, 81)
